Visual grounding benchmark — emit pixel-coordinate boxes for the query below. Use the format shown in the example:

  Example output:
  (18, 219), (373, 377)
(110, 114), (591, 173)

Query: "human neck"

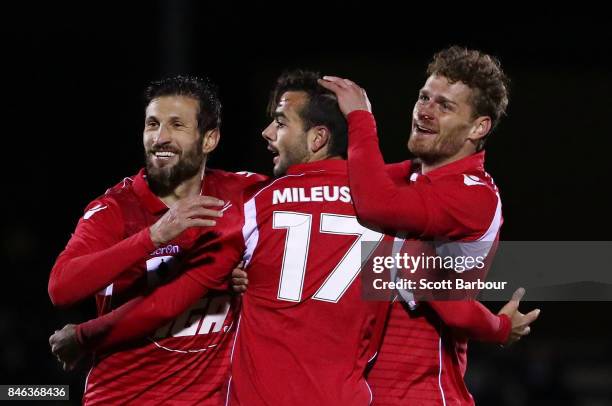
(159, 164), (206, 207)
(306, 150), (343, 164)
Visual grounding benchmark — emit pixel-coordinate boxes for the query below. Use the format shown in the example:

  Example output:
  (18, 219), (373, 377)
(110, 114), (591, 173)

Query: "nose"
(262, 121), (276, 142)
(416, 102), (435, 122)
(153, 124), (172, 145)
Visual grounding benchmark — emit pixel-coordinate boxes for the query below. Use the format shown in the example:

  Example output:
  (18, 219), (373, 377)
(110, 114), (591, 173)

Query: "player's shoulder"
(207, 168), (269, 199)
(206, 168), (268, 187)
(433, 168), (499, 198)
(82, 175), (138, 219)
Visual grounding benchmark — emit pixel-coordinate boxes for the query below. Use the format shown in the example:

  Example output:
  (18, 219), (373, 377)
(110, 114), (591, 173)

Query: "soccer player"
(48, 75), (266, 405)
(319, 46), (540, 405)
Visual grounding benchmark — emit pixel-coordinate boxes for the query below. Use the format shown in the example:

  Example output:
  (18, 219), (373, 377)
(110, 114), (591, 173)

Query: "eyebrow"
(272, 111), (287, 120)
(420, 89), (458, 106)
(437, 96), (458, 106)
(424, 92), (458, 107)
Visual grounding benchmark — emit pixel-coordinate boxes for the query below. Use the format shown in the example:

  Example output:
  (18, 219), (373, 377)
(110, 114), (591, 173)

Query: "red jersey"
(229, 159), (393, 406)
(346, 111), (506, 406)
(49, 168), (265, 405)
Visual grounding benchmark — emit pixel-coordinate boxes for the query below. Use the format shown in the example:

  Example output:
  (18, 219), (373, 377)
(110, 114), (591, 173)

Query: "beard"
(145, 139), (204, 197)
(408, 126), (467, 166)
(273, 136), (309, 177)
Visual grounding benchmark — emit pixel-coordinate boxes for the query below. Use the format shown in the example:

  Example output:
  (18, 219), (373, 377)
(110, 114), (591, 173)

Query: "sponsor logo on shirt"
(150, 244), (180, 256)
(153, 295), (232, 340)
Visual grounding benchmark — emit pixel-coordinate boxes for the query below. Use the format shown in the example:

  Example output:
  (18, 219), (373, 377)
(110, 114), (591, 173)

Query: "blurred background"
(1, 2), (611, 405)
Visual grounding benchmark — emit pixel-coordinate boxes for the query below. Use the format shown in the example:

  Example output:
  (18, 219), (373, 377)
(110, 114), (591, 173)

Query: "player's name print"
(272, 186), (352, 204)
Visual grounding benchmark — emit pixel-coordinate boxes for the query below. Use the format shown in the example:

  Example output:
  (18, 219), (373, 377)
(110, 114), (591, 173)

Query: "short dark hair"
(427, 46), (509, 150)
(144, 75), (222, 134)
(268, 69), (348, 158)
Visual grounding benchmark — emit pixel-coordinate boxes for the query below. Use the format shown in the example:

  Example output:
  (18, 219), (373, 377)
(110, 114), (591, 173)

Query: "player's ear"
(202, 128), (220, 154)
(309, 125), (331, 154)
(467, 116), (491, 144)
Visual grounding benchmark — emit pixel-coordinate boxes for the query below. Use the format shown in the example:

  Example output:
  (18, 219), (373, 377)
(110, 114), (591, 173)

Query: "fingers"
(321, 76), (350, 87)
(499, 287), (525, 315)
(186, 207), (223, 219)
(232, 268), (247, 279)
(194, 196), (225, 207)
(511, 287), (526, 303)
(363, 89), (372, 112)
(523, 308), (541, 324)
(176, 196), (224, 211)
(231, 265), (248, 293)
(320, 76), (363, 92)
(231, 275), (248, 286)
(187, 218), (217, 228)
(318, 78), (344, 94)
(232, 280), (248, 293)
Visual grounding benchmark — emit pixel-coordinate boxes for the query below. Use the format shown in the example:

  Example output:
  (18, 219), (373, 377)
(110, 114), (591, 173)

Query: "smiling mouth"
(150, 150), (179, 163)
(414, 124), (437, 135)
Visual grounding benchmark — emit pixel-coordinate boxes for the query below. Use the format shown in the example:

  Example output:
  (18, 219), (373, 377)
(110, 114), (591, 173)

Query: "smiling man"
(320, 47), (540, 405)
(48, 76), (266, 405)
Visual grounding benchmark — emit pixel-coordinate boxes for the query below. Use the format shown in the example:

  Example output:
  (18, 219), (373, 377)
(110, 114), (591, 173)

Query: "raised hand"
(318, 76), (372, 116)
(498, 288), (541, 346)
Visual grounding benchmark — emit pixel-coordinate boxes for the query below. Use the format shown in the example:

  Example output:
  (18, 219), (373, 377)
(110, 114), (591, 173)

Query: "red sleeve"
(76, 271), (208, 352)
(428, 301), (511, 344)
(347, 110), (428, 235)
(347, 111), (496, 239)
(384, 161), (411, 184)
(48, 199), (155, 307)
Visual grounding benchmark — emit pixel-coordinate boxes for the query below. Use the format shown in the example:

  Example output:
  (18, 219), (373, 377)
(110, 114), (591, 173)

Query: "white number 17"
(273, 211), (384, 303)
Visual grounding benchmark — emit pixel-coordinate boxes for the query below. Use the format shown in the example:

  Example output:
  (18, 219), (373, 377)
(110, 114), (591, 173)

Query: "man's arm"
(345, 110), (431, 234)
(230, 267), (538, 347)
(428, 301), (510, 344)
(50, 216), (246, 368)
(49, 195), (223, 307)
(48, 200), (153, 307)
(77, 270), (211, 352)
(318, 78), (430, 235)
(429, 288), (540, 346)
(50, 272), (209, 370)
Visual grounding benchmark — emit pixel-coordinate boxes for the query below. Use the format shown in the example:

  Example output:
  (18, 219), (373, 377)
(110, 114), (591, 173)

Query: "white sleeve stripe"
(241, 198), (259, 267)
(478, 191), (502, 243)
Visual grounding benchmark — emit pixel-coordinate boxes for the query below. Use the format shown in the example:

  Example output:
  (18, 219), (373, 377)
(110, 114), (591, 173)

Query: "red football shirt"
(49, 168), (265, 405)
(229, 159), (393, 406)
(346, 111), (505, 406)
